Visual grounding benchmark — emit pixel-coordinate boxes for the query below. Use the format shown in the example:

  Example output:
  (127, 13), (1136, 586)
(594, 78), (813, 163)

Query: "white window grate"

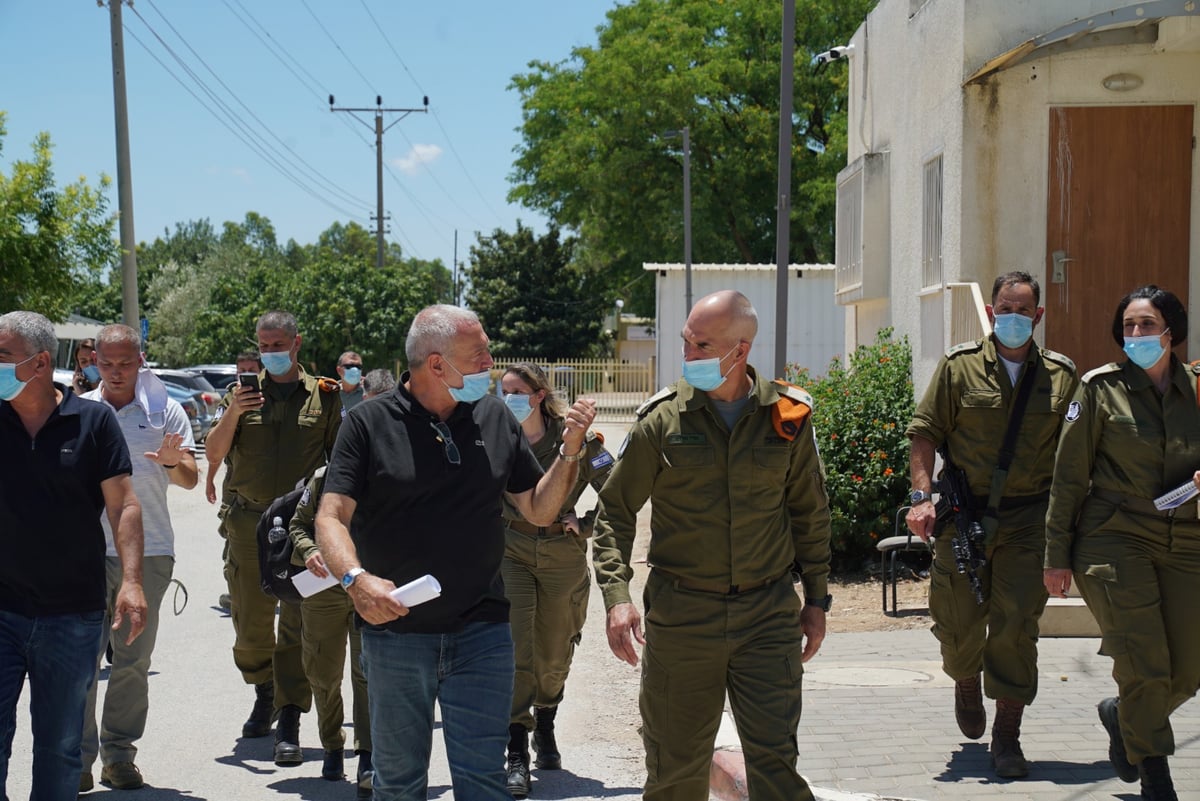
(922, 155), (943, 290)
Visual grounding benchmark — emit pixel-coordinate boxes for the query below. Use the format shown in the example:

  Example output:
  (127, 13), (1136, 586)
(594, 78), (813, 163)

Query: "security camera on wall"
(814, 44), (855, 66)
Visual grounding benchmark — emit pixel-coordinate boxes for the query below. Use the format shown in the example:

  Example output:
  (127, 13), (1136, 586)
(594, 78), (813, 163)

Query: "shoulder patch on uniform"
(769, 380), (812, 441)
(1042, 349), (1076, 373)
(945, 340), (984, 359)
(636, 386), (677, 418)
(1064, 400), (1082, 422)
(1082, 363), (1122, 383)
(316, 377), (340, 393)
(585, 429), (604, 444)
(590, 451), (614, 471)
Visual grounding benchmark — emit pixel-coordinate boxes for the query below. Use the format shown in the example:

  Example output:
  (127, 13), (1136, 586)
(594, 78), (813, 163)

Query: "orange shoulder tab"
(770, 380), (813, 441)
(317, 377), (340, 393)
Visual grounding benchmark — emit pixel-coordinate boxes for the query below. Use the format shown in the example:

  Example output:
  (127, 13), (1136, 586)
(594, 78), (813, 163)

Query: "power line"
(300, 0), (376, 95)
(142, 0), (373, 214)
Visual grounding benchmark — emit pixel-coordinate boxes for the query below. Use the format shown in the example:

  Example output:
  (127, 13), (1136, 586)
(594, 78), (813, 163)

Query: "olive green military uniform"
(289, 467), (371, 754)
(218, 367), (341, 709)
(502, 420), (614, 734)
(1046, 357), (1200, 763)
(593, 368), (832, 801)
(907, 337), (1078, 704)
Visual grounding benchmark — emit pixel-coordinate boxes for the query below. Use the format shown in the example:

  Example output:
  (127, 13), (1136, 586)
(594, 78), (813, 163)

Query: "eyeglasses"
(429, 421), (461, 466)
(340, 363), (363, 369)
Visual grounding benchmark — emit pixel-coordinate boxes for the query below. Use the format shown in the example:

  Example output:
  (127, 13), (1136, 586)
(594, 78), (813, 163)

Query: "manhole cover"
(805, 666), (934, 687)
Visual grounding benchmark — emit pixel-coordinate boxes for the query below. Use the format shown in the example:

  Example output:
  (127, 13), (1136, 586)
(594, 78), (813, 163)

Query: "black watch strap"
(805, 593), (833, 612)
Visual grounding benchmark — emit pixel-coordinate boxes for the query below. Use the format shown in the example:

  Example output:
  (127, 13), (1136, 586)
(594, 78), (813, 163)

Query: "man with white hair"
(0, 311), (146, 800)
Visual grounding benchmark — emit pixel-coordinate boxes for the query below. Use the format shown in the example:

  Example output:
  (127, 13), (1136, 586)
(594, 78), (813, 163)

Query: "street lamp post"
(663, 127), (693, 312)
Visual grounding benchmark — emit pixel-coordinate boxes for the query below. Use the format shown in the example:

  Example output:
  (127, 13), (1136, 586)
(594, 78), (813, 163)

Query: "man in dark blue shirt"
(316, 305), (597, 801)
(0, 311), (147, 800)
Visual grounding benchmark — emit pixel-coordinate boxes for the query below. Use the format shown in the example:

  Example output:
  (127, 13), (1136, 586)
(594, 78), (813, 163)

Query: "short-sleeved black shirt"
(0, 384), (133, 617)
(324, 375), (544, 633)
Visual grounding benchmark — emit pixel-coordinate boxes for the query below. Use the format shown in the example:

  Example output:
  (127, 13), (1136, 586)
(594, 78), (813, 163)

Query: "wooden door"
(1044, 105), (1193, 374)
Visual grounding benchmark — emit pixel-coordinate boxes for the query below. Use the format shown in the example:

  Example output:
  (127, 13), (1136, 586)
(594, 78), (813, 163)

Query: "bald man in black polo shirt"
(316, 304), (597, 801)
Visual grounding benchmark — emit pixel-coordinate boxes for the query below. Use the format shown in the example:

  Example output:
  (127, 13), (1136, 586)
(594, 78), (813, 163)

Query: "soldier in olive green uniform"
(499, 364), (615, 797)
(906, 272), (1078, 779)
(289, 466), (372, 795)
(593, 291), (832, 801)
(203, 311), (341, 767)
(1045, 286), (1200, 801)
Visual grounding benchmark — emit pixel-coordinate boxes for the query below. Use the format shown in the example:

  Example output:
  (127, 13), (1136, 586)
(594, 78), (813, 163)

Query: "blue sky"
(0, 0), (619, 268)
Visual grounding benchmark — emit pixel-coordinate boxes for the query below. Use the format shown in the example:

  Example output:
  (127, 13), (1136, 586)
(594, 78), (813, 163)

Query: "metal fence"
(491, 357), (657, 423)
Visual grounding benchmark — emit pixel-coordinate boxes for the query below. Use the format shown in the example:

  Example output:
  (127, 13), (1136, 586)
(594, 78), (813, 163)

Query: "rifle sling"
(982, 358), (1039, 539)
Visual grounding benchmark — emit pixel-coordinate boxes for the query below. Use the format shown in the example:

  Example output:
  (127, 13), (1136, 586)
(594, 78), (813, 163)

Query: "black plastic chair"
(876, 505), (932, 615)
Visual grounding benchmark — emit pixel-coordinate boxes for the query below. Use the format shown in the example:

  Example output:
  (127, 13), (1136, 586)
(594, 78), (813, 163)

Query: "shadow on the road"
(531, 768), (642, 799)
(214, 737), (285, 775)
(268, 774), (360, 800)
(936, 744), (1113, 786)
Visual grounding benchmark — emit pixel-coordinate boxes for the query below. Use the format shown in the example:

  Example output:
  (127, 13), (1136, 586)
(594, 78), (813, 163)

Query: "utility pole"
(662, 127), (693, 312)
(773, 0), (796, 379)
(330, 95), (428, 268)
(108, 0), (140, 328)
(453, 229), (459, 305)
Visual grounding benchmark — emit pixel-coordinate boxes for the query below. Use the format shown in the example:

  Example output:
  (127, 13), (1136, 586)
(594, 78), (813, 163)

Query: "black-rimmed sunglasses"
(429, 421), (461, 466)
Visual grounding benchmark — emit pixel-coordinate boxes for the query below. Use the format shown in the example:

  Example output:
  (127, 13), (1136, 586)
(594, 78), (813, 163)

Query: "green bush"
(787, 329), (914, 571)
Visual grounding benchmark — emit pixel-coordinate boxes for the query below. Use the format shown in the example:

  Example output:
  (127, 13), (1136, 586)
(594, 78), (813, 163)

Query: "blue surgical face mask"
(681, 344), (738, 392)
(260, 350), (293, 377)
(991, 313), (1034, 349)
(0, 355), (36, 402)
(1123, 331), (1169, 370)
(82, 364), (101, 384)
(442, 359), (491, 403)
(504, 392), (535, 423)
(342, 366), (361, 386)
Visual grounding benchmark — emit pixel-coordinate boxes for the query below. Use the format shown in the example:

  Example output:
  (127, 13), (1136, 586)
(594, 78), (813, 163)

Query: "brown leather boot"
(954, 674), (986, 739)
(990, 698), (1029, 778)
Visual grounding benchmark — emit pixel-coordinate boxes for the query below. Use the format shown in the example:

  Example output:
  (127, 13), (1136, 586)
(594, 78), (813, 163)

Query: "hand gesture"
(144, 432), (188, 468)
(228, 383), (265, 417)
(605, 602), (645, 666)
(561, 398), (598, 455)
(905, 501), (938, 543)
(112, 580), (148, 646)
(346, 574), (409, 626)
(306, 551), (329, 579)
(800, 605), (827, 662)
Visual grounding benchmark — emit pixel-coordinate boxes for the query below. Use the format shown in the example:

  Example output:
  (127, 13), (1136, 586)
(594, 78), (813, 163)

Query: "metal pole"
(682, 127), (693, 312)
(374, 112), (385, 269)
(773, 0), (796, 380)
(109, 0), (139, 328)
(453, 229), (458, 305)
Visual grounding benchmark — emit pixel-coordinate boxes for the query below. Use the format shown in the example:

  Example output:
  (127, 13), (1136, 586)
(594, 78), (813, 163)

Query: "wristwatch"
(909, 489), (933, 506)
(805, 594), (833, 612)
(340, 567), (366, 590)
(558, 442), (585, 463)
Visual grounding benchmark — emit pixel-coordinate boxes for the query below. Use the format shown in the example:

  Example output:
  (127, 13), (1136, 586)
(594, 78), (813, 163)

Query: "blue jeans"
(361, 621), (514, 801)
(0, 609), (105, 801)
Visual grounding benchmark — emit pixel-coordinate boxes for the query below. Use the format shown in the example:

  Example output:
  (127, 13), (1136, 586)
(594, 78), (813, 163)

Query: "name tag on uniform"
(666, 433), (706, 445)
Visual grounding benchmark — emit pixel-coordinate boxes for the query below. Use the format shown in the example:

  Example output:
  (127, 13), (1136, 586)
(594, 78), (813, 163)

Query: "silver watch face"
(910, 490), (930, 505)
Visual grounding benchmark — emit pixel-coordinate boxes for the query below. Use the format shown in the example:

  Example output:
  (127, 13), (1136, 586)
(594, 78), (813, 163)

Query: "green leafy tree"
(0, 112), (119, 319)
(788, 329), (913, 570)
(464, 222), (609, 359)
(509, 0), (873, 314)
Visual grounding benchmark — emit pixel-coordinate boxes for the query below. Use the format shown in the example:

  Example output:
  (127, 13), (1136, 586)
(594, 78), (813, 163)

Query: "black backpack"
(255, 482), (309, 605)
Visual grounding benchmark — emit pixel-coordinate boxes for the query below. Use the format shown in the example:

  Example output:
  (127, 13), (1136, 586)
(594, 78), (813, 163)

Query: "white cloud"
(391, 143), (443, 175)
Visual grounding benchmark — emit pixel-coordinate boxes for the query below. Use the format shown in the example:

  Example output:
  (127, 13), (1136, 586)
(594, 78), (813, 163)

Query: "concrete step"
(1041, 595), (1100, 637)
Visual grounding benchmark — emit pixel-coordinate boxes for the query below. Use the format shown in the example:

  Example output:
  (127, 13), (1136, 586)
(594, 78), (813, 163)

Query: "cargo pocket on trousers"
(929, 559), (959, 649)
(641, 648), (670, 777)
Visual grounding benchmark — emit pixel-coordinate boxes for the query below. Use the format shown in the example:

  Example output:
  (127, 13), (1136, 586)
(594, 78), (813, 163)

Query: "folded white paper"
(292, 570), (338, 598)
(389, 574), (442, 608)
(1155, 480), (1200, 511)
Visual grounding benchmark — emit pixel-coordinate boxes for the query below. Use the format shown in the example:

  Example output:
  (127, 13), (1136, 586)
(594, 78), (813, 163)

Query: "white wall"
(648, 265), (845, 389)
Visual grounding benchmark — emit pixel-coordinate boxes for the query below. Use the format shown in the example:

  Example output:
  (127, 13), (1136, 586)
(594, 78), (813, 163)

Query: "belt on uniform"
(507, 520), (566, 537)
(233, 494), (271, 514)
(969, 491), (1050, 512)
(653, 568), (789, 596)
(1090, 487), (1199, 521)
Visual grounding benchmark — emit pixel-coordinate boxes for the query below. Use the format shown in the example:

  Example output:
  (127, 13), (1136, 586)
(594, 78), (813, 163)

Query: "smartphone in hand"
(238, 372), (261, 393)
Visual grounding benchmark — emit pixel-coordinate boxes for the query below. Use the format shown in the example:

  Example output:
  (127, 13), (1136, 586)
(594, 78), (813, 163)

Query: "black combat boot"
(273, 704), (303, 766)
(532, 706), (561, 770)
(505, 723), (531, 799)
(1139, 756), (1178, 801)
(990, 698), (1029, 779)
(356, 750), (373, 800)
(322, 748), (344, 780)
(242, 680), (274, 738)
(1098, 697), (1138, 783)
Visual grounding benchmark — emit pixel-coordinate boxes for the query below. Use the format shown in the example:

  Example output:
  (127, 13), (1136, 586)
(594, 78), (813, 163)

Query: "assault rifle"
(934, 449), (987, 605)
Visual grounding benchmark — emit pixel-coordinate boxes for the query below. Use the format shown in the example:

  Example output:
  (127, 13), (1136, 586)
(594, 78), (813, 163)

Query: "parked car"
(183, 363), (239, 390)
(165, 382), (207, 443)
(152, 369), (221, 416)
